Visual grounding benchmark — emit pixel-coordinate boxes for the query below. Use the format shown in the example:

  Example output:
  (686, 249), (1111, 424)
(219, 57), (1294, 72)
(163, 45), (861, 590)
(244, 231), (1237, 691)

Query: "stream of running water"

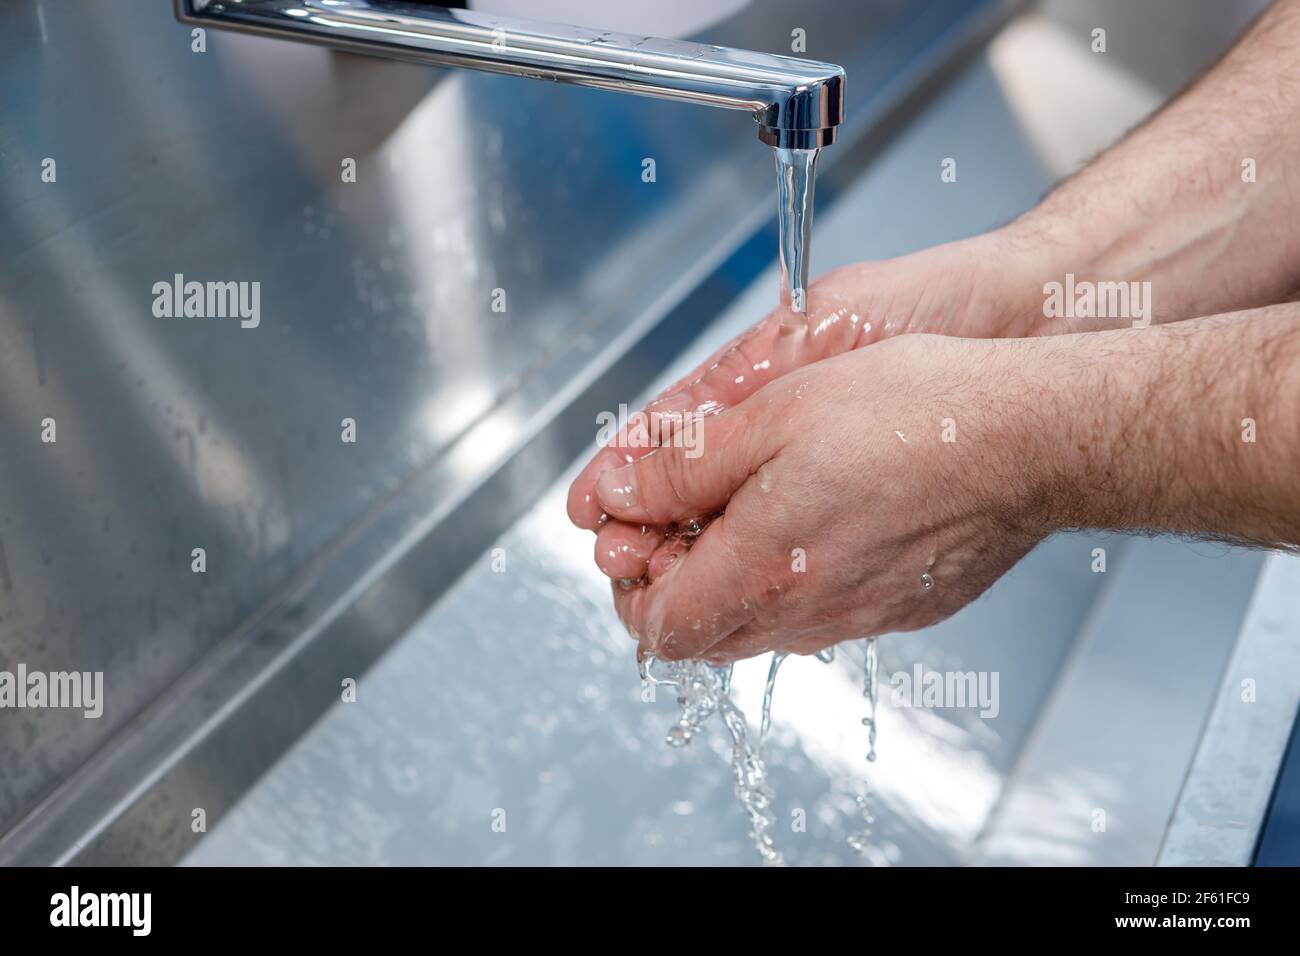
(774, 147), (819, 313)
(641, 638), (880, 865)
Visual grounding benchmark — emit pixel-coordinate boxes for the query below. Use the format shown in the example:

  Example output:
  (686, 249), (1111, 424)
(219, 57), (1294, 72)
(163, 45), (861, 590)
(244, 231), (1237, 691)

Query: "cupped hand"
(592, 333), (1052, 663)
(567, 229), (1048, 583)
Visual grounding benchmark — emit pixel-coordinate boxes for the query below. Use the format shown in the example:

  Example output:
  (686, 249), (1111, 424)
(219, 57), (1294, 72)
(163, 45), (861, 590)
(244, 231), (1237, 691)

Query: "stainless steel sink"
(4, 0), (1295, 867)
(0, 0), (1022, 864)
(180, 54), (1284, 867)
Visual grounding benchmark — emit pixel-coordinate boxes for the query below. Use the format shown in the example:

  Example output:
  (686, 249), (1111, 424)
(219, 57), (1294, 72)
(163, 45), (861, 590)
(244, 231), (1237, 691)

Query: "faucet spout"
(176, 1), (846, 148)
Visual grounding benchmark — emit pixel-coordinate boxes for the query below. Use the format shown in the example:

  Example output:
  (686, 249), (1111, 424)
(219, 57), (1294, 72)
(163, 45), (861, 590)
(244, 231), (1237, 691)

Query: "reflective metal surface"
(6, 0), (1286, 868)
(188, 68), (1122, 860)
(1158, 554), (1300, 866)
(176, 0), (847, 149)
(185, 60), (1266, 864)
(1, 0), (1018, 863)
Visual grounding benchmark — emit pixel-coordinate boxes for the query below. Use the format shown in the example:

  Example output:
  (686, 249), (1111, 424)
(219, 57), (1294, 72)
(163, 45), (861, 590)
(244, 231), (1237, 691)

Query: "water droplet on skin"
(920, 572), (934, 590)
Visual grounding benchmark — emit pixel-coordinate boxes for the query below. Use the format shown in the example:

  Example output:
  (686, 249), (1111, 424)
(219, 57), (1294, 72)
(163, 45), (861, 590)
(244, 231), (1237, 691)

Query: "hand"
(593, 333), (1050, 663)
(567, 229), (1050, 583)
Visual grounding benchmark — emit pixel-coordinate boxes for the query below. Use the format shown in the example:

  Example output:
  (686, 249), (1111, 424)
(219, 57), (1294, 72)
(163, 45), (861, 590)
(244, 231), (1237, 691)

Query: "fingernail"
(596, 464), (638, 510)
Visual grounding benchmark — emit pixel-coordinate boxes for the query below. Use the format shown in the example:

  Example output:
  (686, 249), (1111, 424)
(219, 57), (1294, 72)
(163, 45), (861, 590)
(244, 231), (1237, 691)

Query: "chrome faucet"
(175, 0), (847, 303)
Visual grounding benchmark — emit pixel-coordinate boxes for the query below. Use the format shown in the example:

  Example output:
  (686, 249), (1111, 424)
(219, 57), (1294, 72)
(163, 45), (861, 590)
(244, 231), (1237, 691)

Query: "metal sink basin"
(5, 0), (1296, 866)
(181, 57), (1285, 866)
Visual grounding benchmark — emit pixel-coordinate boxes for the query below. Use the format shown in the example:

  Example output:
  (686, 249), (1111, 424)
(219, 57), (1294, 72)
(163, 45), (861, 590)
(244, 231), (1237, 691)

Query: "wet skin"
(566, 0), (1300, 663)
(582, 309), (1300, 664)
(594, 332), (1046, 664)
(567, 231), (1048, 582)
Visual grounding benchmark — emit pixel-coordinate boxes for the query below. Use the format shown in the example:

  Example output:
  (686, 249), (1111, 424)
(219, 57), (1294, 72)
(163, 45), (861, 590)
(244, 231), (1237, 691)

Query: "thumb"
(594, 402), (779, 525)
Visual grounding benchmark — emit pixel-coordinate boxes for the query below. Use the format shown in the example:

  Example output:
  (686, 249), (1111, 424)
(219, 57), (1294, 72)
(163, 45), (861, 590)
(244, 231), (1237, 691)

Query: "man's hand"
(595, 333), (1048, 662)
(596, 310), (1300, 663)
(569, 0), (1300, 642)
(567, 229), (1052, 581)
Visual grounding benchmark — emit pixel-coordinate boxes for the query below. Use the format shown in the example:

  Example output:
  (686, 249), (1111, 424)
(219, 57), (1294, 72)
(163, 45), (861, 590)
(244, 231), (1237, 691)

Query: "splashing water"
(642, 656), (784, 865)
(759, 652), (788, 743)
(846, 789), (876, 855)
(847, 639), (882, 855)
(641, 644), (867, 865)
(861, 637), (879, 762)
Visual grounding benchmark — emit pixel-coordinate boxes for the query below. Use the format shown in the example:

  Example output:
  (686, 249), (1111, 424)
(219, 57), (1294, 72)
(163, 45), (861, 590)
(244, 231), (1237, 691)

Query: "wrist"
(935, 225), (1063, 339)
(974, 327), (1164, 539)
(1004, 312), (1300, 545)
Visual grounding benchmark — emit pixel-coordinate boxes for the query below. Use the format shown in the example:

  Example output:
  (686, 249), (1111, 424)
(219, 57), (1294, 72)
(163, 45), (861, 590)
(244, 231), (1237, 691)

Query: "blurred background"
(1, 0), (1297, 866)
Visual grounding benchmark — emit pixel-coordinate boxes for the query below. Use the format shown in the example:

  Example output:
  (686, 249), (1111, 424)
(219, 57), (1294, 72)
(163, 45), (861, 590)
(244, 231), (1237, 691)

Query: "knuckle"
(647, 445), (689, 512)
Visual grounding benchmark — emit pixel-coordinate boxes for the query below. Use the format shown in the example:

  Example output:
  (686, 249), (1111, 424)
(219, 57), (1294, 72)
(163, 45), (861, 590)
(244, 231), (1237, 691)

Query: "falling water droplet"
(847, 790), (876, 856)
(759, 652), (788, 743)
(861, 638), (879, 762)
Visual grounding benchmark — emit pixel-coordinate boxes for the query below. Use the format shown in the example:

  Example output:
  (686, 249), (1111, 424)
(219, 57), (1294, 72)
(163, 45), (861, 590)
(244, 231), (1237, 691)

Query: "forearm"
(1000, 0), (1300, 333)
(1011, 307), (1300, 547)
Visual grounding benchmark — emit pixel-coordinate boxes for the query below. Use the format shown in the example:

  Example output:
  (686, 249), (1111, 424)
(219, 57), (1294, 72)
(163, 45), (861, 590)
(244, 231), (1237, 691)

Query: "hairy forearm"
(1001, 0), (1300, 333)
(1010, 307), (1300, 547)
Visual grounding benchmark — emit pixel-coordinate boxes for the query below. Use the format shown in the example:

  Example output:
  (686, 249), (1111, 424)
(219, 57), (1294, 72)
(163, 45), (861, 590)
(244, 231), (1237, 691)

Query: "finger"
(704, 624), (839, 665)
(594, 401), (782, 526)
(650, 269), (881, 414)
(567, 266), (886, 531)
(646, 538), (690, 582)
(613, 513), (754, 659)
(565, 321), (777, 530)
(566, 285), (851, 531)
(701, 624), (774, 664)
(593, 521), (662, 581)
(566, 419), (653, 530)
